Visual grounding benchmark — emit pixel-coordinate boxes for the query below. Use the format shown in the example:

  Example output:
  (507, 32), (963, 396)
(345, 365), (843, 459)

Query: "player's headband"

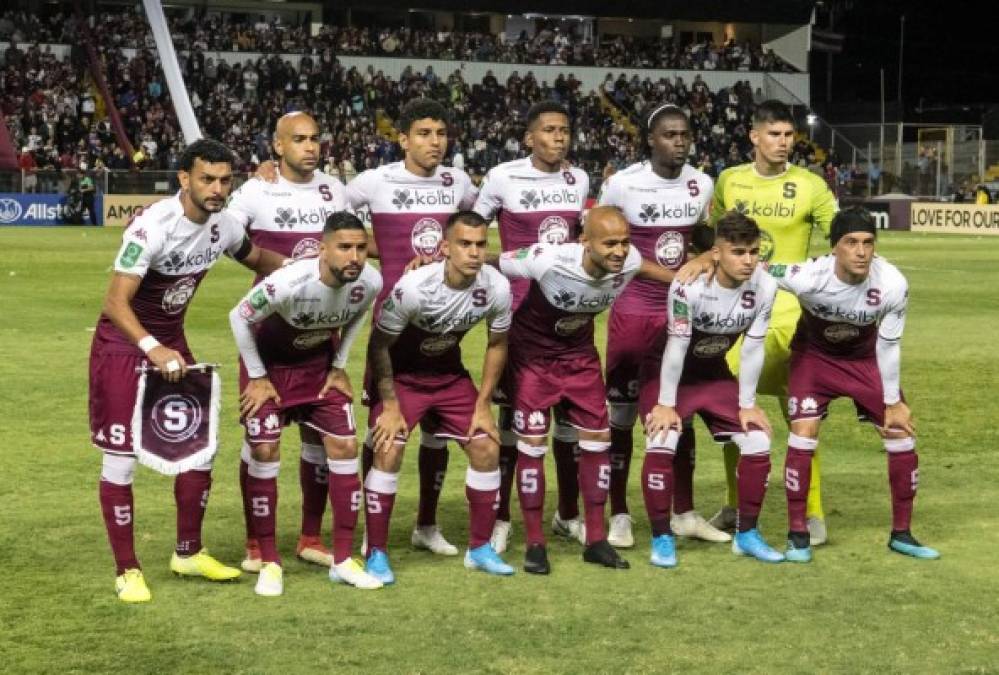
(647, 104), (683, 129)
(829, 207), (878, 246)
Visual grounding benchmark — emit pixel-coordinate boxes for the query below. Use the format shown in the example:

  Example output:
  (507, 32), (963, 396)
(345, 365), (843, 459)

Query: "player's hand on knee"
(240, 377), (281, 418)
(883, 401), (915, 437)
(468, 400), (500, 445)
(739, 405), (772, 437)
(645, 404), (682, 439)
(373, 402), (407, 453)
(319, 367), (353, 401)
(253, 159), (278, 183)
(148, 346), (188, 383)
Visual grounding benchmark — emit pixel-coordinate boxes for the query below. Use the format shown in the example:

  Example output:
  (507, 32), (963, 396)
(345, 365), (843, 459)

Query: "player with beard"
(230, 212), (384, 595)
(230, 111), (350, 573)
(90, 139), (286, 602)
(596, 104), (720, 549)
(472, 100), (590, 554)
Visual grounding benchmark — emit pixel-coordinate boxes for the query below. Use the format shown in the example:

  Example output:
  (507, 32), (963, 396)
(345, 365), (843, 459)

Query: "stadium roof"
(341, 0), (817, 24)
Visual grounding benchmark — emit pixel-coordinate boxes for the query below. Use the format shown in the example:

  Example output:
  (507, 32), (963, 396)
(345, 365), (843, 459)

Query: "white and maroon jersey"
(226, 171), (347, 264)
(500, 242), (642, 358)
(347, 161), (477, 300)
(94, 194), (250, 352)
(770, 255), (908, 359)
(232, 257), (381, 375)
(597, 161), (713, 315)
(377, 261), (512, 378)
(665, 267), (776, 382)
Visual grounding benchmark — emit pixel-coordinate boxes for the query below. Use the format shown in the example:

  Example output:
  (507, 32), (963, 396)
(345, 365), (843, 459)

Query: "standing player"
(227, 111), (349, 572)
(597, 104), (719, 548)
(766, 207), (938, 562)
(644, 211), (783, 568)
(693, 100), (838, 544)
(347, 99), (478, 557)
(229, 212), (384, 596)
(90, 139), (286, 603)
(364, 211), (514, 583)
(472, 100), (590, 553)
(498, 206), (678, 574)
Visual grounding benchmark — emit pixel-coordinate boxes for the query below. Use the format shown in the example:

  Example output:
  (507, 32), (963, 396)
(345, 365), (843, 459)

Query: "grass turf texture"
(0, 227), (996, 673)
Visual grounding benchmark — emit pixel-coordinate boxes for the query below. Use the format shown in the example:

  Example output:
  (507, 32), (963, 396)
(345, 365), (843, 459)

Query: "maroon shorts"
(89, 342), (194, 454)
(369, 372), (482, 443)
(508, 351), (609, 437)
(787, 349), (901, 427)
(606, 309), (667, 405)
(641, 375), (745, 441)
(242, 360), (355, 444)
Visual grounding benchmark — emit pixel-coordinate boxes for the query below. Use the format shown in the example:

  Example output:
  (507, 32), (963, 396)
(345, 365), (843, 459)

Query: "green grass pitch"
(0, 227), (996, 673)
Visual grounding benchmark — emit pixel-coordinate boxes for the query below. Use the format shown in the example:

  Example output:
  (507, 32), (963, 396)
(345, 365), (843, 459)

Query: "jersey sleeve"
(487, 275), (513, 333)
(746, 276), (777, 340)
(345, 169), (375, 210)
(708, 170), (729, 226)
(498, 243), (548, 280)
(765, 260), (811, 295)
(472, 169), (503, 220)
(809, 177), (838, 236)
(878, 277), (908, 343)
(658, 284), (694, 407)
(698, 177), (715, 223)
(596, 173), (618, 206)
(576, 172), (591, 213)
(220, 213), (252, 257)
(375, 282), (417, 335)
(113, 224), (164, 277)
(224, 180), (257, 229)
(229, 272), (292, 378)
(458, 172), (479, 210)
(332, 271), (382, 369)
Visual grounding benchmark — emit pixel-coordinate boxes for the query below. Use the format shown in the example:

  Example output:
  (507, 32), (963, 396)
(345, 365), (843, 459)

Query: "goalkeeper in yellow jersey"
(678, 100), (837, 545)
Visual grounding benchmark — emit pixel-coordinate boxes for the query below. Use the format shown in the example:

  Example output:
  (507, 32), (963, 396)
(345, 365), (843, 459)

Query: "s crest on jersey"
(655, 231), (686, 267)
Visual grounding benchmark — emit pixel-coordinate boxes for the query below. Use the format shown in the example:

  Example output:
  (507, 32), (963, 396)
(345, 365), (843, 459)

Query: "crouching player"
(770, 207), (939, 562)
(365, 211), (515, 583)
(645, 211), (783, 567)
(229, 212), (385, 595)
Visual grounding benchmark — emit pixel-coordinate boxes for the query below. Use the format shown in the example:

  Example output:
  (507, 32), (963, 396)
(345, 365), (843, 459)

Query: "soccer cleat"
(296, 535), (334, 567)
(411, 526), (459, 556)
(583, 539), (631, 569)
(607, 513), (635, 549)
(888, 531), (940, 560)
(170, 549), (241, 581)
(115, 568), (152, 603)
(464, 544), (516, 576)
(523, 544), (551, 575)
(329, 558), (384, 589)
(732, 529), (785, 563)
(807, 516), (828, 547)
(254, 562), (283, 597)
(490, 520), (511, 554)
(708, 505), (738, 532)
(649, 534), (677, 569)
(241, 539), (262, 573)
(551, 513), (586, 545)
(672, 510), (732, 543)
(785, 532), (813, 563)
(364, 549), (396, 585)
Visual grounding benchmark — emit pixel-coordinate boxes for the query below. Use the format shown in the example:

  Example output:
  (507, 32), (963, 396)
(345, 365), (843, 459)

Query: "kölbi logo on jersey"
(640, 202), (701, 222)
(392, 188), (456, 210)
(519, 188), (580, 209)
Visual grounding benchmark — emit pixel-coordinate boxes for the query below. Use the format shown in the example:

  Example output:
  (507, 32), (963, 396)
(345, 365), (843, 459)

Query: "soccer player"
(691, 100), (838, 544)
(644, 211), (783, 568)
(472, 100), (590, 553)
(498, 206), (682, 574)
(766, 207), (938, 562)
(90, 139), (286, 603)
(597, 103), (718, 548)
(364, 211), (514, 583)
(347, 99), (478, 557)
(229, 212), (384, 596)
(227, 111), (349, 572)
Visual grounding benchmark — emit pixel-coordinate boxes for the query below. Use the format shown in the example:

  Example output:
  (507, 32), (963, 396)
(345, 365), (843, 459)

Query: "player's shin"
(175, 463), (213, 557)
(785, 434), (817, 534)
(416, 431), (448, 527)
(239, 442), (254, 540)
(496, 409), (518, 522)
(673, 425), (696, 514)
(327, 458), (361, 564)
(516, 441), (547, 546)
(578, 440), (612, 544)
(245, 456), (281, 563)
(299, 441), (329, 538)
(99, 454), (139, 574)
(733, 431), (772, 532)
(552, 422), (580, 520)
(885, 437), (918, 533)
(642, 445), (676, 537)
(363, 468), (399, 553)
(466, 467), (501, 548)
(608, 403), (636, 516)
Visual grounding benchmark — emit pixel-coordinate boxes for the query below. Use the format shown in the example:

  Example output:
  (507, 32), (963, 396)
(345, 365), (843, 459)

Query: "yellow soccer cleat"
(170, 549), (242, 581)
(115, 568), (152, 603)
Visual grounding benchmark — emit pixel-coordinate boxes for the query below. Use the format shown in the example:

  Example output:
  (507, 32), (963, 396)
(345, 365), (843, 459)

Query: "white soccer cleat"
(552, 513), (587, 545)
(490, 520), (512, 554)
(254, 562), (283, 597)
(672, 510), (732, 543)
(411, 526), (459, 556)
(708, 505), (738, 532)
(807, 516), (828, 546)
(607, 513), (635, 549)
(329, 558), (384, 590)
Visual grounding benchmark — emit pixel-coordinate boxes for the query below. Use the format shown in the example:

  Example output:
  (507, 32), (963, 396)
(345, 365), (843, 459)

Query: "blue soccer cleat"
(732, 528), (785, 563)
(888, 532), (940, 560)
(649, 534), (677, 568)
(464, 543), (515, 576)
(784, 535), (813, 563)
(364, 549), (396, 585)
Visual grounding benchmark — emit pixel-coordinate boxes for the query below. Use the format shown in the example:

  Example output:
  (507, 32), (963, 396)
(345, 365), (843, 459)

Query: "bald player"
(227, 111), (350, 572)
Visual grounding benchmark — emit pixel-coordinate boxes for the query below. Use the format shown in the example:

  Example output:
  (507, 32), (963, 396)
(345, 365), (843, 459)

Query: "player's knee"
(552, 421), (578, 443)
(788, 432), (819, 452)
(300, 441), (325, 465)
(608, 403), (638, 430)
(516, 439), (547, 458)
(374, 443), (405, 473)
(733, 430), (771, 456)
(790, 418), (820, 440)
(578, 439), (611, 453)
(883, 436), (915, 453)
(250, 442), (280, 463)
(646, 429), (680, 454)
(101, 453), (137, 486)
(465, 437), (499, 471)
(323, 435), (357, 461)
(419, 429), (447, 450)
(246, 455), (281, 479)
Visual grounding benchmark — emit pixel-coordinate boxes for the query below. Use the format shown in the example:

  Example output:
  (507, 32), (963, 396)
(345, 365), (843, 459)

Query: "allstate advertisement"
(0, 193), (103, 226)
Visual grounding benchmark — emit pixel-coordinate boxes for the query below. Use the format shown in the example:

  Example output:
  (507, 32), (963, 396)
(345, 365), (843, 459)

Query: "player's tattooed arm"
(636, 258), (676, 285)
(103, 273), (188, 382)
(369, 327), (408, 451)
(236, 242), (287, 276)
(673, 250), (716, 285)
(468, 329), (508, 443)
